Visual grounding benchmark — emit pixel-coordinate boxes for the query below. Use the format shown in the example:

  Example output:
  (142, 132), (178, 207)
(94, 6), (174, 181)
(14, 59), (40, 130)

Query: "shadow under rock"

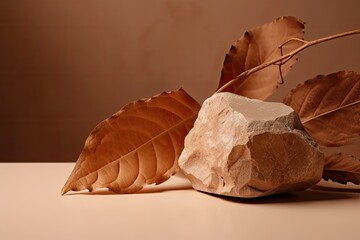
(310, 184), (360, 193)
(205, 188), (360, 204)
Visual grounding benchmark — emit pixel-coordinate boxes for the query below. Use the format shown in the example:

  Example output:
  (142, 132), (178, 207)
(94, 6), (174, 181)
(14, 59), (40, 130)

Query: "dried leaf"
(323, 153), (360, 184)
(61, 89), (200, 194)
(218, 16), (305, 100)
(284, 71), (360, 147)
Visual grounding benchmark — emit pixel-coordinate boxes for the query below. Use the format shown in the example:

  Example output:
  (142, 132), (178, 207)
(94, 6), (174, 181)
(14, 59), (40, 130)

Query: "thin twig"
(277, 38), (307, 67)
(279, 38), (308, 48)
(277, 42), (286, 84)
(216, 29), (360, 93)
(277, 64), (284, 84)
(276, 38), (307, 84)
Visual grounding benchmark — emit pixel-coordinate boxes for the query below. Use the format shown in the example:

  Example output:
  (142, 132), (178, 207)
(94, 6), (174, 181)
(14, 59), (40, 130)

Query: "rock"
(178, 93), (324, 198)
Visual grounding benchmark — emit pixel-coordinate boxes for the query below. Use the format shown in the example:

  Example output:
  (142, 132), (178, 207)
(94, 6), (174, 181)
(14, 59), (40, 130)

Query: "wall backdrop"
(1, 0), (359, 162)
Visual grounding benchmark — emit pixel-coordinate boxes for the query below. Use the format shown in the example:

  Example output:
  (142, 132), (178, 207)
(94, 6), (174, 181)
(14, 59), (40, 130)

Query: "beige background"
(1, 0), (359, 162)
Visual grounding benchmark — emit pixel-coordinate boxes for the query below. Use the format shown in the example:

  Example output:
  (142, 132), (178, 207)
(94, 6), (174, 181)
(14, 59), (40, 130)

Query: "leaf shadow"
(137, 184), (193, 194)
(63, 182), (193, 196)
(62, 177), (360, 198)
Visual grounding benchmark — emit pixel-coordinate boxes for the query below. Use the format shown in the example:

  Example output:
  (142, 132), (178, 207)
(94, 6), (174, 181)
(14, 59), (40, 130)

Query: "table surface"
(1, 163), (359, 240)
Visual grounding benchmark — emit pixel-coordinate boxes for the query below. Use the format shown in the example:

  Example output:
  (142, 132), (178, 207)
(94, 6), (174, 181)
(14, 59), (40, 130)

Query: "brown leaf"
(323, 153), (360, 185)
(218, 16), (305, 100)
(284, 71), (360, 147)
(61, 89), (200, 194)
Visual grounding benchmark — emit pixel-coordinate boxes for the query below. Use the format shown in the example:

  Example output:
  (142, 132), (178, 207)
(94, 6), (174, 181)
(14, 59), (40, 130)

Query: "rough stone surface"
(178, 93), (324, 198)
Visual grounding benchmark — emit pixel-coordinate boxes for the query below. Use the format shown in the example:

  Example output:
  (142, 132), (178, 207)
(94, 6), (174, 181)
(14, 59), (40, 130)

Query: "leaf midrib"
(70, 111), (198, 188)
(302, 99), (360, 123)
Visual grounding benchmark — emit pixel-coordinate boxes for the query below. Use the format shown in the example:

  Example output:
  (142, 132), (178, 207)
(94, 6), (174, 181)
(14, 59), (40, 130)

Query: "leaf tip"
(60, 187), (68, 196)
(61, 183), (72, 196)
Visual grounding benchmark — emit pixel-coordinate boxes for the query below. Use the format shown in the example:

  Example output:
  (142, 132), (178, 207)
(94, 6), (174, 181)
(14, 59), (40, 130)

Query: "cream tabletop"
(0, 163), (359, 240)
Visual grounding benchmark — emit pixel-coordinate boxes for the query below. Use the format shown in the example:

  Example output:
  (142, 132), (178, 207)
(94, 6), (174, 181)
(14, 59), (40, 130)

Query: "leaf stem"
(216, 29), (360, 93)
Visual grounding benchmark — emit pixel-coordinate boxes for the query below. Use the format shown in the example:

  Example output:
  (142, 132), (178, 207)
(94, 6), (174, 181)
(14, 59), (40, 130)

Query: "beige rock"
(178, 93), (324, 198)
